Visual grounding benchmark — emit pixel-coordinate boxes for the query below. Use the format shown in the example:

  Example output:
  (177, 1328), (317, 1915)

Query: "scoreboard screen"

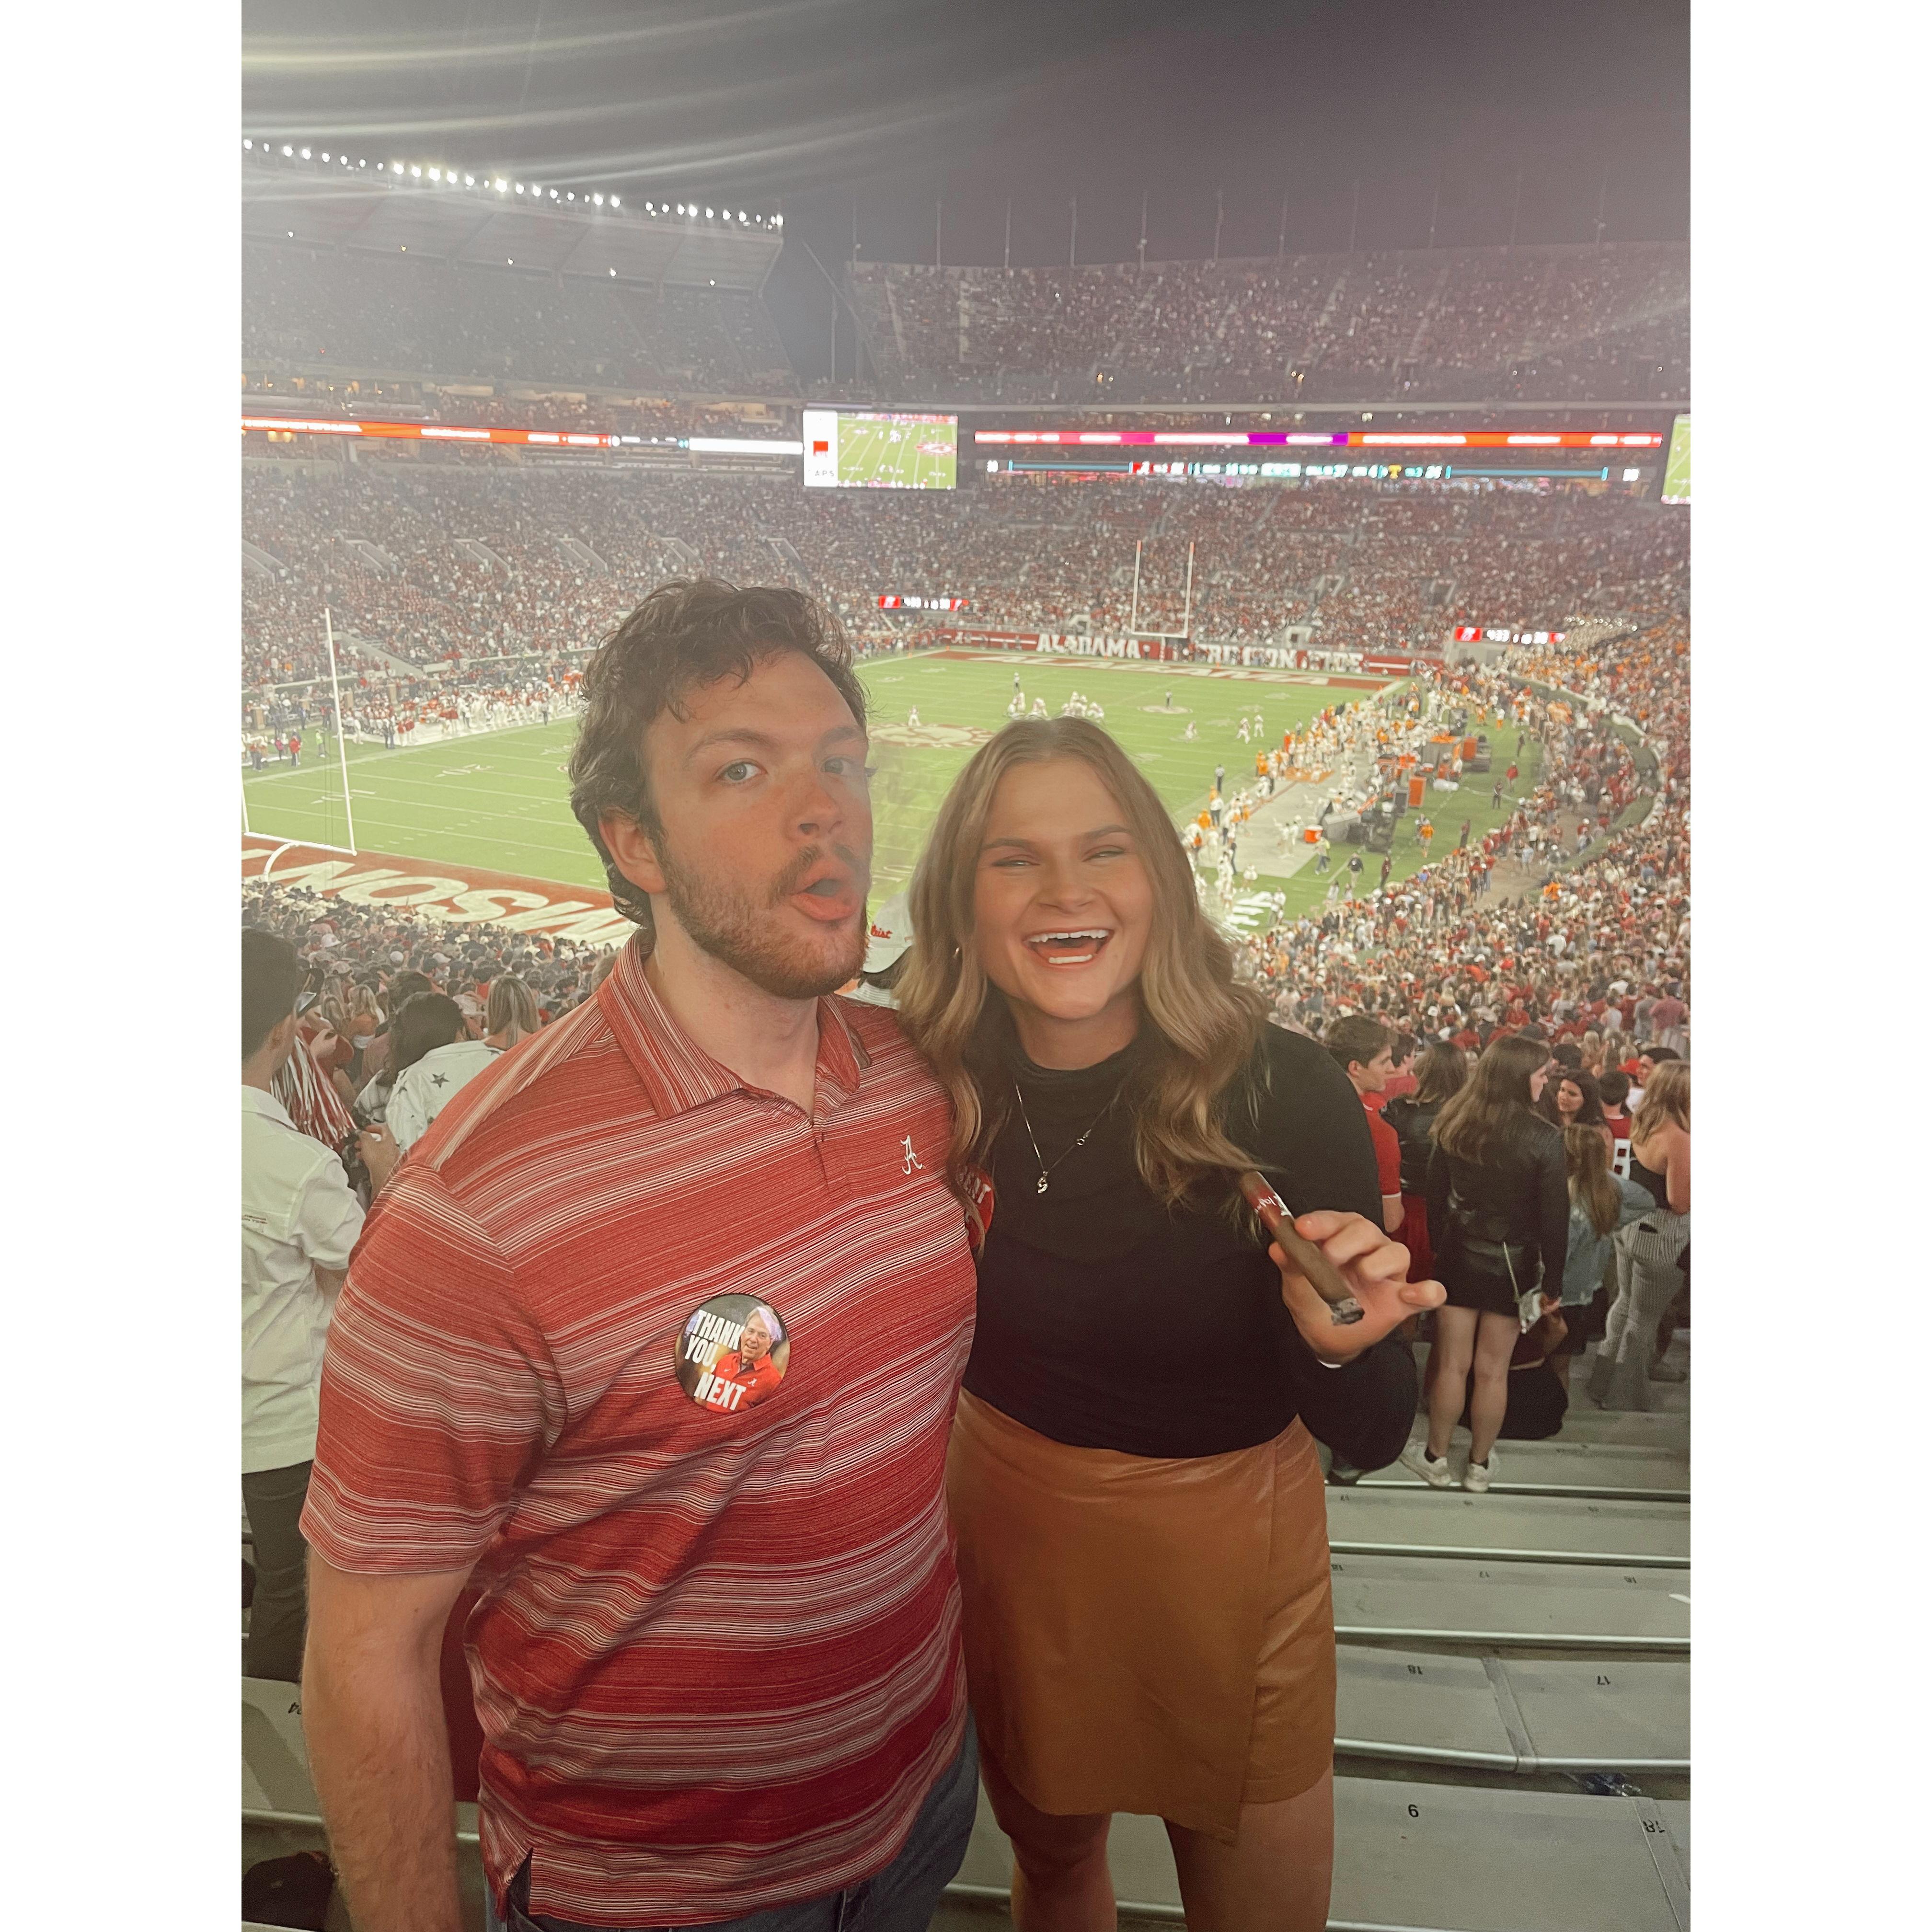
(803, 410), (957, 490)
(1661, 414), (1690, 505)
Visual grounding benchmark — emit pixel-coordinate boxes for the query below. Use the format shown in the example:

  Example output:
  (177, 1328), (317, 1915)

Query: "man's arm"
(302, 1557), (474, 1932)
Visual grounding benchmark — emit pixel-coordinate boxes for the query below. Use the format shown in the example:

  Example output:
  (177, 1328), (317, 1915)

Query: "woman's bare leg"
(1425, 1306), (1478, 1458)
(1164, 1770), (1334, 1932)
(1466, 1311), (1520, 1466)
(977, 1740), (1116, 1932)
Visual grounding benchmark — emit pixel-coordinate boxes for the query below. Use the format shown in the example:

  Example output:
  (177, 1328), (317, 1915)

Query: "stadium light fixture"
(410, 164), (422, 177)
(738, 211), (747, 222)
(592, 192), (604, 206)
(609, 267), (616, 276)
(550, 189), (560, 199)
(610, 196), (620, 207)
(244, 138), (253, 149)
(281, 145), (293, 156)
(300, 147), (311, 159)
(321, 151), (329, 162)
(464, 173), (475, 187)
(775, 214), (783, 227)
(428, 167), (441, 181)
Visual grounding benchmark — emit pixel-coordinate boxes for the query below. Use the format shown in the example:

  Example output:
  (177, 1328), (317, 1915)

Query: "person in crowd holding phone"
(1404, 1035), (1567, 1494)
(897, 717), (1442, 1932)
(1589, 1059), (1690, 1410)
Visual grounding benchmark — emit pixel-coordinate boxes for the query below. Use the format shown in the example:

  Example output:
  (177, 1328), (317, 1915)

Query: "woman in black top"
(897, 719), (1442, 1932)
(1383, 1041), (1469, 1283)
(1408, 1034), (1568, 1494)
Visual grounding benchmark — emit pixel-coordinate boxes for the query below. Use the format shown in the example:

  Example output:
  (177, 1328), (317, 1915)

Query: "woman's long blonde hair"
(1564, 1123), (1622, 1237)
(1633, 1058), (1689, 1142)
(894, 718), (1265, 1215)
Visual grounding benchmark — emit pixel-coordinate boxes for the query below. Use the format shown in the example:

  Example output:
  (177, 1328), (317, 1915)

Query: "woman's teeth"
(1025, 930), (1112, 966)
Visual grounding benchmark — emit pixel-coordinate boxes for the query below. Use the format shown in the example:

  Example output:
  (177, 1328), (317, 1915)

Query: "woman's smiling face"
(971, 758), (1155, 1053)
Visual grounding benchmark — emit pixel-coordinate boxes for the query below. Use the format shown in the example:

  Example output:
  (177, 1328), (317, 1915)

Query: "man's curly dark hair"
(567, 580), (868, 936)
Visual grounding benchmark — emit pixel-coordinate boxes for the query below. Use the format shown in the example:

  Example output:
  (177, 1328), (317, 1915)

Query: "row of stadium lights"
(240, 140), (781, 228)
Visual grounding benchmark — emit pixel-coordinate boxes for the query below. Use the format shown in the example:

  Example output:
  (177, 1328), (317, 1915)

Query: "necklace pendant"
(1036, 1174), (1050, 1195)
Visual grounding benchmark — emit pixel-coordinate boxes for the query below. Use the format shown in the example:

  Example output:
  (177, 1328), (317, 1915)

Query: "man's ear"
(269, 1009), (300, 1058)
(600, 811), (667, 899)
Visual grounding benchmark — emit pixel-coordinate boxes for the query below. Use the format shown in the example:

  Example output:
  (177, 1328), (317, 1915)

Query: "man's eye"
(718, 761), (757, 784)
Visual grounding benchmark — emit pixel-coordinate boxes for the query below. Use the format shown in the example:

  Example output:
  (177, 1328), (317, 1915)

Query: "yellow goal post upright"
(242, 607), (360, 877)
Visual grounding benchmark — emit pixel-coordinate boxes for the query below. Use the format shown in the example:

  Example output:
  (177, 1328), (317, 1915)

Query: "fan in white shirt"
(242, 928), (398, 1679)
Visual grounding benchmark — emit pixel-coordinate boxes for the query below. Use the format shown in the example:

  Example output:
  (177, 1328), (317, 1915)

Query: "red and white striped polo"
(302, 935), (978, 1927)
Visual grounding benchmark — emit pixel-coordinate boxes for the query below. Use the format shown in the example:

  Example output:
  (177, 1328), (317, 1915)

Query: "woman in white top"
(385, 992), (502, 1152)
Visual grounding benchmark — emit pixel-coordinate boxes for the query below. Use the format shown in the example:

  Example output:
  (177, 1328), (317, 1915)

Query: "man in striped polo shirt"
(300, 582), (980, 1932)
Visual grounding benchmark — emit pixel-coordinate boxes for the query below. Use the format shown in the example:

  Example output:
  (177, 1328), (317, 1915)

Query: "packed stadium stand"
(849, 245), (1687, 403)
(242, 459), (1686, 687)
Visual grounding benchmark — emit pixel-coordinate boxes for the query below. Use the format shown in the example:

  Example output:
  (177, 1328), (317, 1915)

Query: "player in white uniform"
(907, 706), (920, 728)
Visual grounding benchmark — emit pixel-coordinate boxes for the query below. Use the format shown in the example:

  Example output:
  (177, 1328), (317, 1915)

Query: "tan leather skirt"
(946, 1390), (1335, 1843)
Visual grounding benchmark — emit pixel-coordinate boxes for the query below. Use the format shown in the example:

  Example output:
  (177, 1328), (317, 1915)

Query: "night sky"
(243, 0), (1688, 378)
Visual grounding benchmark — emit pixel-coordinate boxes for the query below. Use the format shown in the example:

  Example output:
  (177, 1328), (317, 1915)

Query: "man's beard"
(656, 840), (870, 1000)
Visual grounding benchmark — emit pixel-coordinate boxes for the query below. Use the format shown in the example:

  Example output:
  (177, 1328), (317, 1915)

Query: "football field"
(837, 414), (957, 489)
(242, 652), (1543, 924)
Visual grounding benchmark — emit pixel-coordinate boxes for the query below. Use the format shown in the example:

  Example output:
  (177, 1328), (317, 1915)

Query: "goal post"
(1127, 540), (1196, 646)
(241, 605), (359, 860)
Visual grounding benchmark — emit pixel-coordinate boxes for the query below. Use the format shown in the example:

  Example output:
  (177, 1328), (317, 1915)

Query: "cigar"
(1238, 1170), (1365, 1326)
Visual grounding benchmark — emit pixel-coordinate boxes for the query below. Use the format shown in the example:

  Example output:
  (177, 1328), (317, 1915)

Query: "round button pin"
(674, 1294), (790, 1415)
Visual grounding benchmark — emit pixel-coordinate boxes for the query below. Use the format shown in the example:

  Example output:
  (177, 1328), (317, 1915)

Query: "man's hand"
(1270, 1209), (1446, 1365)
(358, 1125), (402, 1193)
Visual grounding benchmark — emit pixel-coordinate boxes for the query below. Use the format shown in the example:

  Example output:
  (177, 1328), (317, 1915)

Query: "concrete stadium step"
(1545, 1406), (1690, 1452)
(1326, 1486), (1689, 1569)
(1336, 1648), (1688, 1774)
(953, 1777), (1690, 1930)
(1331, 1554), (1690, 1651)
(1360, 1438), (1688, 1503)
(248, 1679), (1689, 1927)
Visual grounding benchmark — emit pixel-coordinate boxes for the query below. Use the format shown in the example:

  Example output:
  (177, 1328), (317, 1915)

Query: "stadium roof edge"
(243, 175), (779, 292)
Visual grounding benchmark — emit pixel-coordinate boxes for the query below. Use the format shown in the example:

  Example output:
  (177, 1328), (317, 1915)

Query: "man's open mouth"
(1023, 929), (1114, 967)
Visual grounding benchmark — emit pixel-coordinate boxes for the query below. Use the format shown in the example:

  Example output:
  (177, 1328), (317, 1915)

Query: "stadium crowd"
(244, 457), (1685, 692)
(1235, 622), (1689, 1059)
(849, 244), (1688, 404)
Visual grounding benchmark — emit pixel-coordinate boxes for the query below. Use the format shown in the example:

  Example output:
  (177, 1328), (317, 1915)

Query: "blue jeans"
(486, 1720), (978, 1932)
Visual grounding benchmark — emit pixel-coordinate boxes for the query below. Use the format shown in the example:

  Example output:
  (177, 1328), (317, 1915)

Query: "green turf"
(837, 414), (957, 490)
(241, 653), (1542, 919)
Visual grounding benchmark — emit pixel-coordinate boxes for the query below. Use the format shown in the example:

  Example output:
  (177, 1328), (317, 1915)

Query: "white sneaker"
(1400, 1440), (1456, 1489)
(1463, 1454), (1495, 1494)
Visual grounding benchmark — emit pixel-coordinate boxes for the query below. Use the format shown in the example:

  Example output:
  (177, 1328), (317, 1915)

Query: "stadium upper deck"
(847, 245), (1687, 406)
(243, 157), (1686, 410)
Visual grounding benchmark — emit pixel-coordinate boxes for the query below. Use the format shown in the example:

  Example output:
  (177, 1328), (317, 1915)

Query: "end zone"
(242, 839), (635, 945)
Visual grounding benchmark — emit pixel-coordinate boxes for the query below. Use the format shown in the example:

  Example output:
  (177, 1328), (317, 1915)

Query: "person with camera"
(243, 929), (400, 1682)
